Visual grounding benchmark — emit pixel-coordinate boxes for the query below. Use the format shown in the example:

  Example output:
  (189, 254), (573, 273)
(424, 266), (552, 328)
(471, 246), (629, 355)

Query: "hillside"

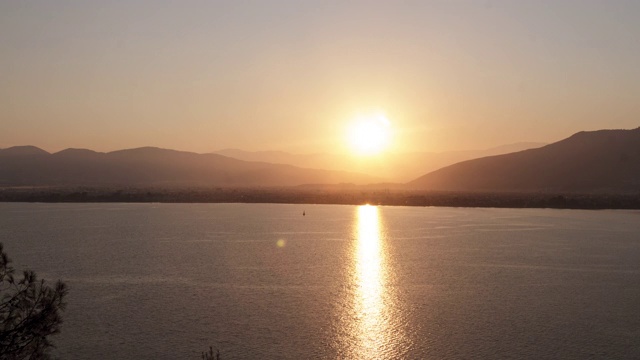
(0, 146), (379, 187)
(407, 128), (640, 193)
(214, 142), (545, 182)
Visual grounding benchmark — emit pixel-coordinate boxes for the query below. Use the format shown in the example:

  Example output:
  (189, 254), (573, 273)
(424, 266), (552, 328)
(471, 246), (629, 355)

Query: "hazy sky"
(1, 0), (639, 154)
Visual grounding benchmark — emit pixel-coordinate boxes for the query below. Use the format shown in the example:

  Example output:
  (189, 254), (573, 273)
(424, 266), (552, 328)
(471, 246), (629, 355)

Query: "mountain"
(215, 149), (317, 165)
(0, 145), (50, 156)
(214, 142), (546, 182)
(407, 128), (640, 193)
(0, 146), (379, 187)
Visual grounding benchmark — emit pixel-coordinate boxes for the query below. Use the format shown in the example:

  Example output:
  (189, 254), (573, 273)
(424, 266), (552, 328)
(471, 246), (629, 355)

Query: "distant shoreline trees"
(0, 243), (67, 359)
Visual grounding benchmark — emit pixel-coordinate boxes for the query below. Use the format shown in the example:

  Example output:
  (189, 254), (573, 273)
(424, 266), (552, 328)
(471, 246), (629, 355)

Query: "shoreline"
(2, 187), (640, 210)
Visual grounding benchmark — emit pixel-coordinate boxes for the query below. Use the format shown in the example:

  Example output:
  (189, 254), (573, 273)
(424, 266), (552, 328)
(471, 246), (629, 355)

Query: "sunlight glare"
(347, 113), (391, 156)
(354, 205), (387, 356)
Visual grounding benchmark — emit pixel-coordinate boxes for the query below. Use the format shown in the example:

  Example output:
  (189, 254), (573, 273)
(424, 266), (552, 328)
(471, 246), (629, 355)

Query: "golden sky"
(1, 1), (639, 154)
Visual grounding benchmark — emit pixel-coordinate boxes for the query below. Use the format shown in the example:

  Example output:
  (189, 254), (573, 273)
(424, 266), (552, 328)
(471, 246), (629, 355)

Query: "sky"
(1, 0), (639, 155)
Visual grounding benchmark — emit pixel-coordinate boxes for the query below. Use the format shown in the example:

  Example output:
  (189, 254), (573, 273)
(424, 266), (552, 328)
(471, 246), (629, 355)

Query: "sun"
(347, 113), (392, 156)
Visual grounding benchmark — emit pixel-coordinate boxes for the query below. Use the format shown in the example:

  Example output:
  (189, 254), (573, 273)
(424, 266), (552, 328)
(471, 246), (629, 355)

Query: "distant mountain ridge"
(214, 142), (546, 182)
(0, 145), (50, 156)
(0, 146), (379, 187)
(408, 128), (640, 193)
(6, 128), (632, 192)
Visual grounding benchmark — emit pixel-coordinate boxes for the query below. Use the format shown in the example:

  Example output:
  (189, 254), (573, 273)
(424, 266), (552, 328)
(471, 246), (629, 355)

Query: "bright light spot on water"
(354, 205), (388, 357)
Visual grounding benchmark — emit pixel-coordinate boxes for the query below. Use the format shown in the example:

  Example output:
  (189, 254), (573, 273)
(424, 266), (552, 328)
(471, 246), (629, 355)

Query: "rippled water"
(1, 203), (639, 359)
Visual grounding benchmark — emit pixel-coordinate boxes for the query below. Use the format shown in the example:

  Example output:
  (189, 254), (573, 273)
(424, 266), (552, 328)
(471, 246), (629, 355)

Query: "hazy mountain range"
(0, 146), (379, 187)
(214, 142), (546, 182)
(408, 128), (640, 193)
(1, 128), (638, 193)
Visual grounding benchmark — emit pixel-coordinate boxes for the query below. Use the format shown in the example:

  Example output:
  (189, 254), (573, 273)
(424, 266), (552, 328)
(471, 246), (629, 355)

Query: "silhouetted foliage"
(0, 243), (67, 359)
(201, 346), (220, 360)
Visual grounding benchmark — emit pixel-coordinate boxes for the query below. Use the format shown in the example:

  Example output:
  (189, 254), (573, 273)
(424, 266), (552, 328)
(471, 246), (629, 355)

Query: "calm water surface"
(1, 203), (639, 359)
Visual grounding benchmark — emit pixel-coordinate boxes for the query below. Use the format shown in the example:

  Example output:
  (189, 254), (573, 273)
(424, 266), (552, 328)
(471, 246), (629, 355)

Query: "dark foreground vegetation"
(2, 186), (640, 210)
(0, 243), (67, 359)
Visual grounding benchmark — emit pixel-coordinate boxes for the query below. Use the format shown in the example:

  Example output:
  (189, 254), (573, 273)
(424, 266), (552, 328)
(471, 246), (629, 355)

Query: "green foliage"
(0, 243), (67, 359)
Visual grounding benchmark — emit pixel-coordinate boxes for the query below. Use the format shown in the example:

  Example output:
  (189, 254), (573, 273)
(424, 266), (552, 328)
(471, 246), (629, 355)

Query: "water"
(1, 203), (639, 359)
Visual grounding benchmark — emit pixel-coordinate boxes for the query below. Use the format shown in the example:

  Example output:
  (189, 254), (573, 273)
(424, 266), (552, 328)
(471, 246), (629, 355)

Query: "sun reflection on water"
(352, 205), (391, 358)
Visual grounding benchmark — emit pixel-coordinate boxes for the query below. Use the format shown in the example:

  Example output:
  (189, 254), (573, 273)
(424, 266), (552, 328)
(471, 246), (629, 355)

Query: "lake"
(1, 203), (639, 359)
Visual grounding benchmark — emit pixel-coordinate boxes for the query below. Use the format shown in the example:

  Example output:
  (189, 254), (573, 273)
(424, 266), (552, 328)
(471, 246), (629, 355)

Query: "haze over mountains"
(215, 142), (546, 182)
(0, 146), (379, 187)
(409, 128), (640, 193)
(1, 128), (639, 193)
